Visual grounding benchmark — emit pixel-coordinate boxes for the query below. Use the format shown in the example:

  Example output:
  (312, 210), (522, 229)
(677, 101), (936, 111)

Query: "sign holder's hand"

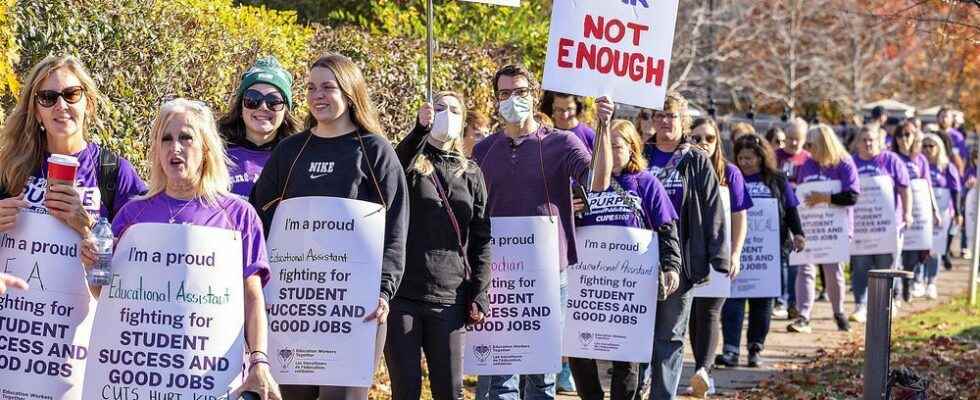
(468, 303), (485, 325)
(45, 184), (92, 236)
(365, 297), (390, 324)
(0, 193), (26, 232)
(0, 273), (28, 295)
(661, 270), (680, 298)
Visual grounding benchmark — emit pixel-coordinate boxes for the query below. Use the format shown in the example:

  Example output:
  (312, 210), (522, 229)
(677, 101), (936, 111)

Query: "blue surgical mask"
(498, 95), (532, 125)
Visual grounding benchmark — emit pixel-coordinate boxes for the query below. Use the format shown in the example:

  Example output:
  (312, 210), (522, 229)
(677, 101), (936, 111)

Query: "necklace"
(167, 198), (195, 224)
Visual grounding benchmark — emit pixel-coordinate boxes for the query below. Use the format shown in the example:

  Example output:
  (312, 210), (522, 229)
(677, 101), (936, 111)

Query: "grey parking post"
(863, 269), (914, 400)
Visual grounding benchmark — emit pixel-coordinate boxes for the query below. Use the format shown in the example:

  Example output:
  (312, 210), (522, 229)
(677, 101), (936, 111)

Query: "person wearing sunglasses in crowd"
(685, 118), (752, 397)
(251, 53), (408, 400)
(847, 124), (910, 323)
(386, 91), (491, 400)
(765, 127), (786, 151)
(771, 117), (811, 320)
(568, 120), (681, 400)
(472, 64), (613, 400)
(717, 134), (805, 369)
(0, 55), (146, 236)
(463, 110), (491, 158)
(218, 57), (301, 198)
(633, 92), (728, 400)
(922, 133), (961, 297)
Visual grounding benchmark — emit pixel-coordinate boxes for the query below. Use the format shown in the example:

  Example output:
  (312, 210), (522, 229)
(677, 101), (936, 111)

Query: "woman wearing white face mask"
(387, 91), (492, 400)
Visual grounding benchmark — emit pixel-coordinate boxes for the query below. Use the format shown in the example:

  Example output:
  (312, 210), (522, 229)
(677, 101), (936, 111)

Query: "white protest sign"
(966, 187), (977, 252)
(731, 198), (781, 298)
(460, 0), (520, 6)
(564, 225), (658, 362)
(83, 223), (244, 399)
(0, 212), (93, 400)
(693, 187), (732, 298)
(264, 197), (384, 387)
(850, 175), (898, 256)
(464, 216), (561, 375)
(543, 0), (680, 110)
(790, 181), (849, 265)
(902, 179), (934, 251)
(932, 188), (953, 256)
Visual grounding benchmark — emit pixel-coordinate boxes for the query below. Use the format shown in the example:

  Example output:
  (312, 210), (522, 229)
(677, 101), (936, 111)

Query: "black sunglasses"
(243, 89), (286, 111)
(36, 86), (85, 108)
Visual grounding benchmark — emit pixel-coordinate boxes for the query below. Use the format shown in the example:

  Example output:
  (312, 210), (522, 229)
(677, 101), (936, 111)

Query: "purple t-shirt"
(929, 163), (961, 196)
(567, 123), (596, 154)
(797, 156), (860, 234)
(895, 152), (930, 181)
(646, 147), (686, 211)
(112, 193), (270, 284)
(577, 171), (678, 229)
(227, 146), (272, 198)
(948, 128), (968, 161)
(472, 127), (592, 269)
(724, 163), (753, 213)
(853, 151), (911, 220)
(743, 173), (800, 208)
(22, 142), (145, 218)
(776, 148), (811, 186)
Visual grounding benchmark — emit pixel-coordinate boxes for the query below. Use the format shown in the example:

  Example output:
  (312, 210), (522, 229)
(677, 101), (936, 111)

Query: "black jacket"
(250, 129), (409, 301)
(394, 124), (492, 313)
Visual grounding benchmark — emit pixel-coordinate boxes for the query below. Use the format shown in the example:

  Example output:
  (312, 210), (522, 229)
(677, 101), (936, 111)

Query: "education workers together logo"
(473, 344), (492, 363)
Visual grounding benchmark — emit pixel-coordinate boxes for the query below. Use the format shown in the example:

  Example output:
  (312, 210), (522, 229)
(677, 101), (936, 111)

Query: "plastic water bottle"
(87, 217), (114, 286)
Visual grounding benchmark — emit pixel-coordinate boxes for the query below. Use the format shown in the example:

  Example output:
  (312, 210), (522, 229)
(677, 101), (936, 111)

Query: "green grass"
(892, 293), (980, 342)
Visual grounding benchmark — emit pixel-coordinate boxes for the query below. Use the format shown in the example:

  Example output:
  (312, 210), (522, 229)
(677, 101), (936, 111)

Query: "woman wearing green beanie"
(218, 56), (301, 198)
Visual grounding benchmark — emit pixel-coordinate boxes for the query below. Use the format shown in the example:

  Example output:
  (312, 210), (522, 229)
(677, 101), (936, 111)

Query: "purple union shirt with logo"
(228, 146), (272, 198)
(577, 171), (678, 229)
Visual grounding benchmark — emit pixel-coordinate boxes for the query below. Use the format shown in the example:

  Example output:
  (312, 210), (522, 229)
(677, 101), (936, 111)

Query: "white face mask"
(498, 95), (532, 125)
(430, 110), (463, 142)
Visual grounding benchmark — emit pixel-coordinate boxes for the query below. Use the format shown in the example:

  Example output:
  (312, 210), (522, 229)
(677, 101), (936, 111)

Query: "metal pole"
(425, 0), (434, 103)
(863, 269), (913, 400)
(586, 117), (606, 191)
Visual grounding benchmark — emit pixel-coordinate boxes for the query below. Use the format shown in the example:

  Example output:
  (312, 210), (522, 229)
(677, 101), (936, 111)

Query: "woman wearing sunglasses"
(686, 118), (752, 397)
(0, 55), (146, 235)
(922, 133), (961, 298)
(218, 57), (300, 198)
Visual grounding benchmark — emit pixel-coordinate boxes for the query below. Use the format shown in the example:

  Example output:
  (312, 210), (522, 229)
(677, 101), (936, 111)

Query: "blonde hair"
(662, 91), (691, 137)
(306, 53), (384, 137)
(143, 99), (231, 206)
(922, 133), (949, 171)
(808, 124), (850, 168)
(411, 91), (473, 177)
(610, 119), (648, 173)
(0, 55), (102, 191)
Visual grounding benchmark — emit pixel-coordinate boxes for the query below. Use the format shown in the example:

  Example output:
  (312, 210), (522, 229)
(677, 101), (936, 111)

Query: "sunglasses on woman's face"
(35, 86), (85, 108)
(922, 143), (936, 149)
(243, 89), (286, 112)
(691, 134), (717, 145)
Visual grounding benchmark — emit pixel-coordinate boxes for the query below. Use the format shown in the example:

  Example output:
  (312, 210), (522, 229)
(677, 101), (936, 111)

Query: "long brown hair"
(217, 85), (300, 145)
(305, 53), (384, 137)
(691, 118), (728, 186)
(0, 55), (102, 192)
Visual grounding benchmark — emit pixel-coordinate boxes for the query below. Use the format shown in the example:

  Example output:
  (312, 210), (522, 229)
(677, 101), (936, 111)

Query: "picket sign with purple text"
(460, 0), (520, 6)
(564, 225), (658, 362)
(543, 0), (680, 110)
(83, 223), (244, 399)
(264, 197), (384, 387)
(464, 216), (561, 375)
(693, 187), (732, 298)
(731, 198), (781, 298)
(932, 188), (953, 256)
(902, 179), (934, 251)
(850, 175), (898, 256)
(790, 181), (849, 265)
(0, 212), (93, 400)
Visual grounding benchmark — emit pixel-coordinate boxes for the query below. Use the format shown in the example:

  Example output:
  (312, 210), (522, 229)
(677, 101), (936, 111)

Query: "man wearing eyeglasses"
(471, 65), (613, 400)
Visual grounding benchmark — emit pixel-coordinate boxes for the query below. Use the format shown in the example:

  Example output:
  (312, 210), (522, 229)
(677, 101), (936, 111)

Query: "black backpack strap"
(98, 147), (120, 221)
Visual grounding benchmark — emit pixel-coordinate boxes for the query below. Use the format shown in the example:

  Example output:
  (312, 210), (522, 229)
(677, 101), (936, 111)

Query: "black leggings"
(568, 358), (637, 400)
(384, 298), (466, 400)
(689, 297), (725, 370)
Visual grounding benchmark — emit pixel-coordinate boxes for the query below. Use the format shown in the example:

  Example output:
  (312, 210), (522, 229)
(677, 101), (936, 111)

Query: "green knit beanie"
(237, 56), (294, 108)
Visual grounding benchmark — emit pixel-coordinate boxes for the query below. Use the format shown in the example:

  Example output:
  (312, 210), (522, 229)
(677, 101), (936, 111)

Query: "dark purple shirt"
(227, 146), (272, 198)
(567, 123), (596, 153)
(24, 142), (145, 218)
(949, 128), (967, 161)
(472, 127), (592, 269)
(724, 163), (753, 213)
(577, 171), (678, 229)
(112, 193), (270, 284)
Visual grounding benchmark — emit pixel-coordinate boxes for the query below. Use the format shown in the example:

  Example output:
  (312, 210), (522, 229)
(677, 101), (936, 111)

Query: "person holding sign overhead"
(471, 64), (612, 400)
(685, 118), (752, 397)
(634, 92), (728, 400)
(81, 98), (280, 399)
(787, 125), (859, 334)
(568, 120), (681, 400)
(847, 125), (910, 323)
(250, 53), (408, 400)
(718, 135), (805, 369)
(387, 91), (492, 400)
(922, 133), (961, 299)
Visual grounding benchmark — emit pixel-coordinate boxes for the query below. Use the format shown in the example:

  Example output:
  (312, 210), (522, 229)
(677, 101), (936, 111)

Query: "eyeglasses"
(690, 134), (717, 145)
(496, 87), (531, 101)
(922, 143), (936, 149)
(36, 86), (85, 108)
(243, 89), (286, 111)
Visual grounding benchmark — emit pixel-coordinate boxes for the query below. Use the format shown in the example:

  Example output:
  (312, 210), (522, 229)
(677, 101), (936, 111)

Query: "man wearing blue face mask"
(471, 65), (614, 400)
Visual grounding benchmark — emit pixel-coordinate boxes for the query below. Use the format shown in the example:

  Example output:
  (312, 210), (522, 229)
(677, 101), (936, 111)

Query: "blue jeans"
(923, 255), (940, 284)
(633, 283), (694, 400)
(850, 253), (894, 306)
(779, 257), (797, 308)
(721, 297), (773, 356)
(475, 273), (567, 400)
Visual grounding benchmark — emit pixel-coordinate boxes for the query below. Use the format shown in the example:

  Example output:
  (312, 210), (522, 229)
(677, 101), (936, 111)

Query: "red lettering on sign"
(560, 40), (665, 86)
(583, 14), (650, 45)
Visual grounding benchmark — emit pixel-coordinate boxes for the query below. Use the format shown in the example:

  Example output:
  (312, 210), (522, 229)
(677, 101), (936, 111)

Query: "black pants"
(688, 297), (725, 370)
(568, 358), (637, 400)
(279, 322), (388, 400)
(720, 297), (773, 356)
(383, 298), (466, 400)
